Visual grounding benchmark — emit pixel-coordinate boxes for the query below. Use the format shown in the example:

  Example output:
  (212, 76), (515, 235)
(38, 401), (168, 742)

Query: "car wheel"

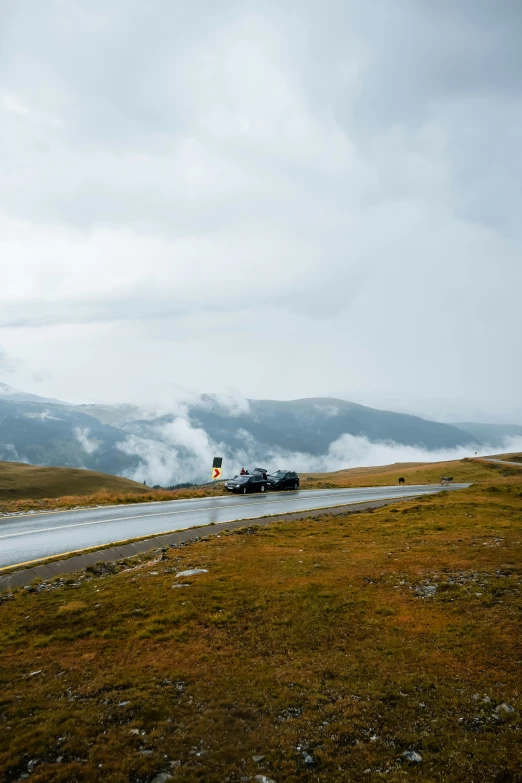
(260, 484), (265, 492)
(243, 487), (247, 494)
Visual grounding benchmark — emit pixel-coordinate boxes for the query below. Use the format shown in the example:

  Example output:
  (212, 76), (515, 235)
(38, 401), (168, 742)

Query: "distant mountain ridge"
(0, 382), (520, 485)
(187, 397), (478, 455)
(0, 382), (68, 406)
(453, 422), (522, 442)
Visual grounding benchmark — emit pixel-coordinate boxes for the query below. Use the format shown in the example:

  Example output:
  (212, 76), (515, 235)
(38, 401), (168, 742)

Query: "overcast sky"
(1, 0), (521, 422)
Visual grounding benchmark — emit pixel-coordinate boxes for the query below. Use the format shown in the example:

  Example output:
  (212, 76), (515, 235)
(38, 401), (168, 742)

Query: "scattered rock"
(27, 670), (42, 678)
(255, 776), (277, 783)
(416, 585), (437, 597)
(172, 583), (190, 589)
(175, 569), (208, 578)
(403, 750), (422, 763)
(304, 754), (315, 766)
(278, 705), (303, 721)
(495, 703), (515, 714)
(252, 755), (265, 763)
(117, 701), (130, 707)
(150, 774), (172, 783)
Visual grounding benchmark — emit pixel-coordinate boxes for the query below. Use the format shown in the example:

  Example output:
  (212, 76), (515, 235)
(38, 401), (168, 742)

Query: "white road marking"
(0, 485), (425, 523)
(0, 487), (439, 541)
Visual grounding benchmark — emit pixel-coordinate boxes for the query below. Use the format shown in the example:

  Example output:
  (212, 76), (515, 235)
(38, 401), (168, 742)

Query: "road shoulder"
(0, 497), (413, 592)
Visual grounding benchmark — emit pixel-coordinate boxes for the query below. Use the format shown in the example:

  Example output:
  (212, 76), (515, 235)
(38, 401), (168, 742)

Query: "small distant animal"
(398, 477), (405, 484)
(440, 476), (454, 485)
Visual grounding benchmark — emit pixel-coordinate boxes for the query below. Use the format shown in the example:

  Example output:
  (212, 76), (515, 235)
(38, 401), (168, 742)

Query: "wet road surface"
(0, 484), (469, 569)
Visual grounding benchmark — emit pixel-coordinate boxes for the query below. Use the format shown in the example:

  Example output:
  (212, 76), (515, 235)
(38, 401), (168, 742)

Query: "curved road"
(0, 484), (469, 569)
(482, 458), (522, 467)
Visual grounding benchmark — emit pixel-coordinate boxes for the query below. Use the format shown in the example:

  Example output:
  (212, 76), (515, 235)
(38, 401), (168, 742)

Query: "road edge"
(0, 497), (415, 593)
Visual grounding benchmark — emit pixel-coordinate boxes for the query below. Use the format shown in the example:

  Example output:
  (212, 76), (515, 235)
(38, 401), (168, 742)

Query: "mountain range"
(0, 382), (521, 486)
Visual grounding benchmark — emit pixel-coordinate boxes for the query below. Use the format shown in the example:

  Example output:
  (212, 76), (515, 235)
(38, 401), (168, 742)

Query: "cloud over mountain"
(1, 386), (521, 486)
(0, 1), (521, 420)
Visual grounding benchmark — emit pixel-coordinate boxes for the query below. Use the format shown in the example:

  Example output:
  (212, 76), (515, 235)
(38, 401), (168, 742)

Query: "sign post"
(211, 456), (223, 481)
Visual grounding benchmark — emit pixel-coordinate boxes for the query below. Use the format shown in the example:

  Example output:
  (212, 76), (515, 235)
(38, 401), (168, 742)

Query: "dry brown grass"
(301, 457), (522, 489)
(1, 473), (521, 782)
(490, 453), (522, 464)
(0, 461), (155, 502)
(0, 479), (225, 516)
(57, 600), (88, 614)
(3, 457), (520, 518)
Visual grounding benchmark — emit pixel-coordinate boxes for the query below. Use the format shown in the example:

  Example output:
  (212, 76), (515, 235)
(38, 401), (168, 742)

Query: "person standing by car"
(240, 467), (246, 475)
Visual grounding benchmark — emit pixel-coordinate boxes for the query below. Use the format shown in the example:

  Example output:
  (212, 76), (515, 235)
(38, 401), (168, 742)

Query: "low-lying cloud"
(0, 443), (28, 464)
(116, 411), (522, 486)
(75, 427), (99, 456)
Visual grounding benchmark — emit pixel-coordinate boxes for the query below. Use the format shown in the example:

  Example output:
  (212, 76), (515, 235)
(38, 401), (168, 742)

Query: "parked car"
(224, 474), (269, 494)
(267, 470), (299, 491)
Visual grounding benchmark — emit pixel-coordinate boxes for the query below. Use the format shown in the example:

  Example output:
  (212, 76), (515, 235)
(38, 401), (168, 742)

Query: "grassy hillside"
(1, 457), (521, 517)
(491, 452), (522, 464)
(0, 474), (521, 781)
(301, 457), (522, 488)
(0, 461), (225, 516)
(0, 461), (153, 502)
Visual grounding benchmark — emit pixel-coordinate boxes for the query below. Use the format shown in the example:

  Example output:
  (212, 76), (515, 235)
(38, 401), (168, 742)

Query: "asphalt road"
(482, 458), (522, 467)
(0, 484), (469, 569)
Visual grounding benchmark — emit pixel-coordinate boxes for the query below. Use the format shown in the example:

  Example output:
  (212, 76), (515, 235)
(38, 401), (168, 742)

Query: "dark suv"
(224, 474), (269, 494)
(267, 470), (299, 491)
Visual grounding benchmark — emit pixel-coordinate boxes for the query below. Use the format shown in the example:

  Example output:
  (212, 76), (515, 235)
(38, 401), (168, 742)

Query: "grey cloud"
(0, 347), (17, 373)
(75, 427), (99, 455)
(0, 1), (521, 421)
(0, 443), (27, 463)
(117, 412), (522, 486)
(2, 0), (521, 236)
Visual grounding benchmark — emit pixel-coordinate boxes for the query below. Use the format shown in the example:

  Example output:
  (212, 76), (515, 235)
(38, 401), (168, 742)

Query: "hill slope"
(2, 383), (521, 485)
(0, 461), (149, 502)
(0, 382), (67, 405)
(301, 456), (522, 488)
(455, 422), (522, 442)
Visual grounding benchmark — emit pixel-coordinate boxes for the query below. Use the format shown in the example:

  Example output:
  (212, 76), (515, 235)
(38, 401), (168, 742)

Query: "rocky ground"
(0, 476), (521, 782)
